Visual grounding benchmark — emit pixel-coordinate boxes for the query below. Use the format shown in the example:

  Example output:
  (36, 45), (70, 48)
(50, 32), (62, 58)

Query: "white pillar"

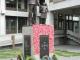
(36, 6), (40, 24)
(46, 12), (54, 25)
(45, 0), (54, 25)
(0, 0), (6, 35)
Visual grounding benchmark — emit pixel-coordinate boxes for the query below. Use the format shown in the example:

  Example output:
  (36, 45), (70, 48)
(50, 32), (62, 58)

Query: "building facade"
(49, 0), (80, 45)
(0, 0), (29, 46)
(0, 0), (80, 46)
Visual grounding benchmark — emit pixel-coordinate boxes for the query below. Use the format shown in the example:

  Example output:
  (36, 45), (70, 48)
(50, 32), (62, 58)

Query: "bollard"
(11, 35), (15, 49)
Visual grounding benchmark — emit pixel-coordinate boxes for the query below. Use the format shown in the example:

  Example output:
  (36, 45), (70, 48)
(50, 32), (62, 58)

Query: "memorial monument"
(22, 24), (54, 60)
(22, 0), (54, 60)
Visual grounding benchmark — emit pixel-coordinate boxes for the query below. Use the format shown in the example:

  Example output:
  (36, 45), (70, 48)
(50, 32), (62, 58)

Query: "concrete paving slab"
(55, 45), (80, 52)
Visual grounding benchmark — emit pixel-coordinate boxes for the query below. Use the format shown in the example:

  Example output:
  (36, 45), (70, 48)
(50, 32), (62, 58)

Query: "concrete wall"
(0, 34), (23, 46)
(6, 10), (28, 17)
(0, 0), (6, 35)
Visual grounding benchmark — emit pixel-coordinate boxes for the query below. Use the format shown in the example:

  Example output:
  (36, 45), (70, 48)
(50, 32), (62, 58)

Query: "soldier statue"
(39, 2), (48, 24)
(27, 0), (40, 25)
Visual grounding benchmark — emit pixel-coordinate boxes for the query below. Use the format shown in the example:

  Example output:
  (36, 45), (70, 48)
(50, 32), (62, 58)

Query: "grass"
(0, 49), (80, 59)
(0, 48), (22, 59)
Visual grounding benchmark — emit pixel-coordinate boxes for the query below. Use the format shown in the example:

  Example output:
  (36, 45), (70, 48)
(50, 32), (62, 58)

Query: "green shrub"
(26, 56), (35, 60)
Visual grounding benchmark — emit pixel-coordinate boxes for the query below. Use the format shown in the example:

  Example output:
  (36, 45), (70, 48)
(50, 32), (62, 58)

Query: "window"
(74, 22), (79, 33)
(54, 13), (58, 30)
(18, 17), (27, 33)
(6, 0), (27, 11)
(6, 0), (17, 10)
(54, 13), (67, 30)
(73, 16), (79, 21)
(73, 16), (79, 33)
(18, 0), (27, 11)
(67, 20), (73, 30)
(6, 16), (17, 34)
(58, 14), (65, 30)
(24, 0), (27, 11)
(66, 15), (73, 31)
(6, 16), (27, 34)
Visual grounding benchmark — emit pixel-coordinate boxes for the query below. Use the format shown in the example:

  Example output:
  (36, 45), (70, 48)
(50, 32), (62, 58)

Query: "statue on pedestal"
(27, 0), (40, 25)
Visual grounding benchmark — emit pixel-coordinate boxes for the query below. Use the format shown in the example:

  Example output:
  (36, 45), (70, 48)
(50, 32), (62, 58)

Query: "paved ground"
(59, 56), (80, 60)
(55, 45), (80, 52)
